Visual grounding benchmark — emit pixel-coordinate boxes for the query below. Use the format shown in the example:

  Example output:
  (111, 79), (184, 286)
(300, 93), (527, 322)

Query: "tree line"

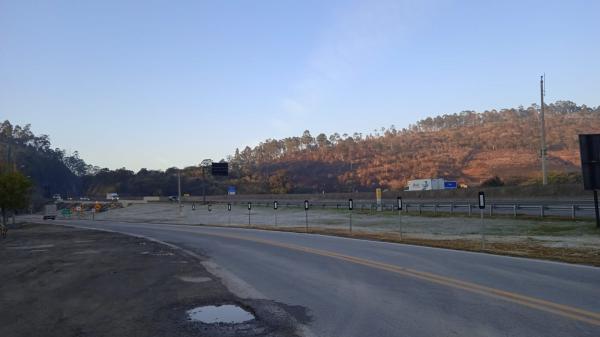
(2, 100), (599, 200)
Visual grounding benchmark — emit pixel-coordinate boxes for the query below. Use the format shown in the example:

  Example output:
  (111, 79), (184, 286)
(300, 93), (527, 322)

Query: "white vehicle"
(106, 192), (119, 201)
(43, 204), (57, 220)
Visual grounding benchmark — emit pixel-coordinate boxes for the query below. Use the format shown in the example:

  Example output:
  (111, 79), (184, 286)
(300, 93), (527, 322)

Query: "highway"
(43, 219), (600, 337)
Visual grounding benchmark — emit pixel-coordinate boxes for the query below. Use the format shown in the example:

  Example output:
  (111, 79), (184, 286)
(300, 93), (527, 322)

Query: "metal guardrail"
(201, 200), (597, 220)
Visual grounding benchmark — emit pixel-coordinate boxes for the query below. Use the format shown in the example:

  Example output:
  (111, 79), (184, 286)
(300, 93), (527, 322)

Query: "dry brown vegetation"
(238, 225), (600, 266)
(227, 101), (600, 193)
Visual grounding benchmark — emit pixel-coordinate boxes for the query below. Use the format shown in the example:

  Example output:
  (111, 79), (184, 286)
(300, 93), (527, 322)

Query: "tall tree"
(0, 170), (33, 226)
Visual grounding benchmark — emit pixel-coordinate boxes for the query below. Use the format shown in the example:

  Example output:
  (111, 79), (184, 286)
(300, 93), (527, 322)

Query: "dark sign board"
(579, 134), (600, 190)
(227, 203), (231, 211)
(247, 202), (252, 210)
(397, 196), (403, 210)
(304, 200), (309, 211)
(274, 201), (278, 210)
(211, 162), (229, 176)
(348, 198), (353, 210)
(478, 191), (485, 209)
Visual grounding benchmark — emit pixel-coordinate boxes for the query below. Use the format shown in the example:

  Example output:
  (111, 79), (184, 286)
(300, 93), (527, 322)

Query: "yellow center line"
(163, 225), (600, 326)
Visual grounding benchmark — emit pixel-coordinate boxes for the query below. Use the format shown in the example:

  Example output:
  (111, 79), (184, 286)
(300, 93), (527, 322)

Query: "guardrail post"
(418, 204), (422, 215)
(540, 205), (545, 218)
(450, 202), (454, 214)
(434, 204), (437, 216)
(513, 205), (517, 218)
(489, 204), (493, 216)
(571, 205), (576, 219)
(468, 204), (472, 216)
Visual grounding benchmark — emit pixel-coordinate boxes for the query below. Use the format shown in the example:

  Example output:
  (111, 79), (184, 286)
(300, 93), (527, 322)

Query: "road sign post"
(579, 134), (600, 228)
(208, 203), (212, 212)
(593, 190), (600, 228)
(349, 198), (353, 233)
(479, 191), (486, 249)
(227, 203), (232, 225)
(304, 200), (309, 233)
(248, 202), (252, 226)
(274, 201), (278, 226)
(397, 196), (403, 240)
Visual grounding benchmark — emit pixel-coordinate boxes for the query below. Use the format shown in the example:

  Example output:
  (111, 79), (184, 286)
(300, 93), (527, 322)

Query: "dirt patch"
(0, 223), (306, 337)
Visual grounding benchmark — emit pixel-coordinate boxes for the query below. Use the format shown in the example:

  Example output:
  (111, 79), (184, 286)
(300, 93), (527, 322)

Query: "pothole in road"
(186, 305), (255, 324)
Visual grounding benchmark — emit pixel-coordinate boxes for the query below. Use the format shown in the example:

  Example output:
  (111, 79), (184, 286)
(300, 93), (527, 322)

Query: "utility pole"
(540, 75), (548, 185)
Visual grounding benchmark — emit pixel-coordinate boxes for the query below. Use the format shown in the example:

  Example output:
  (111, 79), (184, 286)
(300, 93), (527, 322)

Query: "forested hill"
(0, 121), (90, 200)
(3, 100), (600, 198)
(226, 101), (600, 193)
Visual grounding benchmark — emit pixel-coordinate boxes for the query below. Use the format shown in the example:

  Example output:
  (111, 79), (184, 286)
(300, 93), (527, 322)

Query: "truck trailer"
(106, 193), (119, 201)
(43, 204), (57, 220)
(407, 178), (445, 191)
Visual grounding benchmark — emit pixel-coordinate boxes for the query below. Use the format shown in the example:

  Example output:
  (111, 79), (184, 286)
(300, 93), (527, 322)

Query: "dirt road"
(0, 223), (306, 337)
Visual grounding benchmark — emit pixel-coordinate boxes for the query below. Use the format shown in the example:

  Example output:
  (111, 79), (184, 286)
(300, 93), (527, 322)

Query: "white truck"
(43, 204), (57, 220)
(407, 178), (445, 191)
(106, 192), (119, 201)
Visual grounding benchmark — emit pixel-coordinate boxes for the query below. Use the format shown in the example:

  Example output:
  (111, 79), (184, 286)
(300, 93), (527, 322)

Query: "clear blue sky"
(1, 0), (599, 171)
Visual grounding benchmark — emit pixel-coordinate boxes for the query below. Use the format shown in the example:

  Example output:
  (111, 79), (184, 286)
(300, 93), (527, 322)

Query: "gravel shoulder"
(0, 223), (307, 337)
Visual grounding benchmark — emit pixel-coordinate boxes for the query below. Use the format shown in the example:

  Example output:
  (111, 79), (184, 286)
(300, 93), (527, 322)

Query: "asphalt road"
(36, 218), (600, 337)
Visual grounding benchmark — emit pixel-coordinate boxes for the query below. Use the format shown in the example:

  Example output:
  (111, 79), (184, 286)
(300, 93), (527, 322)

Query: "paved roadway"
(38, 218), (600, 336)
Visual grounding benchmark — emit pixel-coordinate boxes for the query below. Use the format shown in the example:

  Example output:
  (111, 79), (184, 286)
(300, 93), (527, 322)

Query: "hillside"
(4, 100), (600, 197)
(226, 101), (600, 193)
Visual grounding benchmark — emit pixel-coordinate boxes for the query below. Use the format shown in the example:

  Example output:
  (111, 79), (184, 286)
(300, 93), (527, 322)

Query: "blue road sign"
(444, 181), (458, 189)
(227, 186), (236, 195)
